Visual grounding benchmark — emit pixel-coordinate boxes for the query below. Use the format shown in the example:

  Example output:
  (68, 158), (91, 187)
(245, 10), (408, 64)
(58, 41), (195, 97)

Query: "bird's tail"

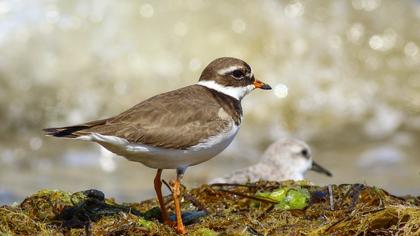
(43, 118), (109, 138)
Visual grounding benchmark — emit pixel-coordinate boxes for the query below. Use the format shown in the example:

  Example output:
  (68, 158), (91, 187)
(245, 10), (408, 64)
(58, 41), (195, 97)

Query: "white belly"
(77, 124), (239, 169)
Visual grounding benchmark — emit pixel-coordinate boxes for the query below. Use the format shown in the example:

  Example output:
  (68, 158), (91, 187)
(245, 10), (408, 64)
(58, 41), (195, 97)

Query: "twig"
(210, 183), (256, 188)
(183, 194), (208, 213)
(257, 204), (275, 221)
(162, 179), (173, 193)
(328, 185), (334, 211)
(162, 179), (208, 212)
(325, 207), (385, 232)
(246, 225), (264, 236)
(215, 188), (278, 204)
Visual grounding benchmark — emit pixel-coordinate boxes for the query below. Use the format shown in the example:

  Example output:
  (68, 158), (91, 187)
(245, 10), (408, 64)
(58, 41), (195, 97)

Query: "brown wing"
(46, 85), (234, 149)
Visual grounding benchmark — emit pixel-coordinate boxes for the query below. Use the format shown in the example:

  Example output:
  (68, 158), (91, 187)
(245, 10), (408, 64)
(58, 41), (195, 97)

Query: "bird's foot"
(163, 219), (186, 234)
(169, 179), (186, 234)
(175, 224), (186, 234)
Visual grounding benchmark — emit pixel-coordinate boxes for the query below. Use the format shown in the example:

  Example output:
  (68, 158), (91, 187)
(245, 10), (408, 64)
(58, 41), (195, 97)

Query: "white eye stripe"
(217, 66), (253, 79)
(217, 65), (242, 75)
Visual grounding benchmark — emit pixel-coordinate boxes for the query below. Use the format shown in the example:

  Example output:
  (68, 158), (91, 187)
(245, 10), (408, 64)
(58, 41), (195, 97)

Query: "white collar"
(197, 80), (254, 100)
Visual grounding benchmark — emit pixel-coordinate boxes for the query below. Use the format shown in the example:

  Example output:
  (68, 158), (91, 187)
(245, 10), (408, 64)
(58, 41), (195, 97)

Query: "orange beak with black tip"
(253, 80), (272, 90)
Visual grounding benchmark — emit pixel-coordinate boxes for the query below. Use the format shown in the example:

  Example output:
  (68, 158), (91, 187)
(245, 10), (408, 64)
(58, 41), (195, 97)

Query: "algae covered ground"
(1, 181), (419, 235)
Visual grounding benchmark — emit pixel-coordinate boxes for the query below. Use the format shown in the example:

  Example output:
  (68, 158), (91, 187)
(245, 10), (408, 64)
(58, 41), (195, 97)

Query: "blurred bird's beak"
(253, 80), (272, 90)
(311, 161), (333, 177)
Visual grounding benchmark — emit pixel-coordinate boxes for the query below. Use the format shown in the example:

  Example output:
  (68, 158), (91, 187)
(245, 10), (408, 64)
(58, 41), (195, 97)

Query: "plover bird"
(210, 137), (332, 184)
(44, 57), (271, 234)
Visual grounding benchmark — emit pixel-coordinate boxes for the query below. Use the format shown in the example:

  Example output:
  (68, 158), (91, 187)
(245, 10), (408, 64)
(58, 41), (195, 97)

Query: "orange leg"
(154, 169), (170, 224)
(171, 175), (186, 234)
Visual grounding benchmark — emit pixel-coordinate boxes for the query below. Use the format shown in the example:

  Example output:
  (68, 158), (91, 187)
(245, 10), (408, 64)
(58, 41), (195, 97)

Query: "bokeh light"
(0, 0), (419, 204)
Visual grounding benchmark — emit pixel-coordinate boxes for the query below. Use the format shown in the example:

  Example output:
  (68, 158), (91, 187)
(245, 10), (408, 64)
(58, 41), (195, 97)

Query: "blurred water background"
(0, 0), (419, 205)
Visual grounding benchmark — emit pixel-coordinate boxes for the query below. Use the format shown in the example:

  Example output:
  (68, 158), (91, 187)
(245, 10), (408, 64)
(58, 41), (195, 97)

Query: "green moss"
(190, 228), (218, 236)
(256, 187), (287, 201)
(256, 186), (310, 210)
(1, 181), (419, 235)
(18, 189), (87, 222)
(137, 218), (156, 231)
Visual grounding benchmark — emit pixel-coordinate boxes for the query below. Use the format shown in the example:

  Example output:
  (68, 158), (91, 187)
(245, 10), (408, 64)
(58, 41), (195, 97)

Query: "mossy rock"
(1, 181), (419, 235)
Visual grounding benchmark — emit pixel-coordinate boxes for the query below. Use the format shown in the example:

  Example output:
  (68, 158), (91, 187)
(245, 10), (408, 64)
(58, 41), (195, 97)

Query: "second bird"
(210, 137), (332, 184)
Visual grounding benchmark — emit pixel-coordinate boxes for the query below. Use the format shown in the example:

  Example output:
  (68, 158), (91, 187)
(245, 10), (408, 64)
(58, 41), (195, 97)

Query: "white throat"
(197, 80), (255, 100)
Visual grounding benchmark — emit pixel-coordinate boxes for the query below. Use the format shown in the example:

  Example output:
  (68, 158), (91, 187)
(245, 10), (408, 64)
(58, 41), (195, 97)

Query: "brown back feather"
(45, 85), (242, 150)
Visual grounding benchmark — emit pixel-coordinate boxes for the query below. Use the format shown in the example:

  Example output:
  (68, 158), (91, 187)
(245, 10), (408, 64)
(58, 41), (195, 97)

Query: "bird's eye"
(301, 149), (309, 159)
(231, 70), (244, 79)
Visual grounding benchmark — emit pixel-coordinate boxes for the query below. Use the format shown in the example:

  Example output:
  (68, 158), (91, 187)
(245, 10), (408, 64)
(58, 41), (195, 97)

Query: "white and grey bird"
(210, 137), (332, 184)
